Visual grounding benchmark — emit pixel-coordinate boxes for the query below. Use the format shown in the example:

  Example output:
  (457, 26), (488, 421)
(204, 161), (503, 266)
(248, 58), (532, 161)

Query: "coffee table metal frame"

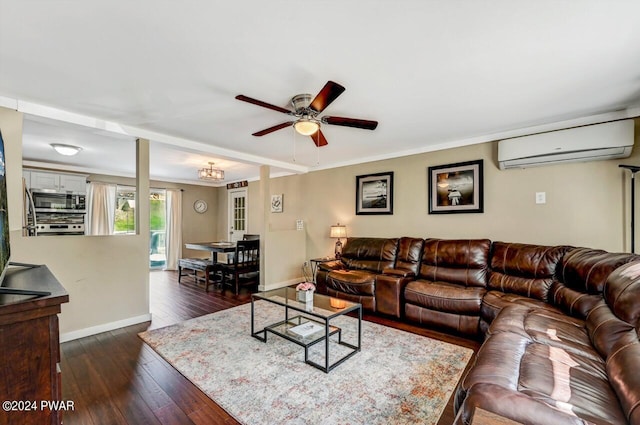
(251, 288), (362, 373)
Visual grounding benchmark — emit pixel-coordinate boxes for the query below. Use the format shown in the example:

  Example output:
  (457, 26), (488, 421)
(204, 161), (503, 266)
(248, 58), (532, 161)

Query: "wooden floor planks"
(60, 270), (479, 424)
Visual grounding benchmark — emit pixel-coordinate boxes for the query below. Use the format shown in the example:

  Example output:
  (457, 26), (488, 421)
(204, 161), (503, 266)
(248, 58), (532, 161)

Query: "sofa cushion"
(404, 303), (481, 336)
(456, 331), (627, 425)
(419, 238), (491, 287)
(603, 260), (640, 325)
(340, 237), (398, 273)
(550, 248), (639, 319)
(405, 280), (485, 315)
(326, 269), (376, 296)
(480, 290), (563, 330)
(457, 383), (594, 425)
(489, 242), (571, 302)
(588, 261), (640, 423)
(488, 305), (602, 362)
(383, 236), (423, 277)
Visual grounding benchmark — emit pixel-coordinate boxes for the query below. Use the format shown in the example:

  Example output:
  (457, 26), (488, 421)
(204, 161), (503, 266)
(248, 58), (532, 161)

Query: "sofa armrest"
(383, 267), (416, 278)
(316, 260), (344, 294)
(318, 260), (344, 272)
(375, 274), (414, 318)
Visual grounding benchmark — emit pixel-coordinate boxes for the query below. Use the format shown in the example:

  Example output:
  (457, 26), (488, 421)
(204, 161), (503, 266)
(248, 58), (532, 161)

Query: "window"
(149, 190), (166, 268)
(114, 185), (136, 234)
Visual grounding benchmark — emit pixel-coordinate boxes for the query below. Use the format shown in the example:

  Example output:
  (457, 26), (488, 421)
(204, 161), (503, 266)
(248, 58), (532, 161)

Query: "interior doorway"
(228, 189), (247, 242)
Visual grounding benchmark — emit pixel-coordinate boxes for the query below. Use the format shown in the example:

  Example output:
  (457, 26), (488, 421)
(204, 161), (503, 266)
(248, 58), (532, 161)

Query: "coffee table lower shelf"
(252, 315), (359, 373)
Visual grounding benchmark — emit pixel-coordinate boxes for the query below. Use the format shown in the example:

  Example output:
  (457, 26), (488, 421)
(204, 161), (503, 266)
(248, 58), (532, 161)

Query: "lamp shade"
(330, 224), (347, 239)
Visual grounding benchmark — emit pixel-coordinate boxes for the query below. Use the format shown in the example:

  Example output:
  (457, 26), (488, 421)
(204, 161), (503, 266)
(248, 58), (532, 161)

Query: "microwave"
(31, 191), (86, 213)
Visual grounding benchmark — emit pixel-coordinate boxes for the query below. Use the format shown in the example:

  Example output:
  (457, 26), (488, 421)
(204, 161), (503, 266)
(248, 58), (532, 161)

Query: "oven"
(34, 213), (86, 236)
(31, 190), (86, 213)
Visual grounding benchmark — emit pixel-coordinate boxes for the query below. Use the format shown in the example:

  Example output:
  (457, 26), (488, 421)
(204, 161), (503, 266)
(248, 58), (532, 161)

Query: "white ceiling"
(2, 1), (640, 185)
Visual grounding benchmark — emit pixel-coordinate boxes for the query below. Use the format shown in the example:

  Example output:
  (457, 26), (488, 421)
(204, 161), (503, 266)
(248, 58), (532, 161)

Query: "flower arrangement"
(296, 282), (315, 303)
(296, 282), (315, 292)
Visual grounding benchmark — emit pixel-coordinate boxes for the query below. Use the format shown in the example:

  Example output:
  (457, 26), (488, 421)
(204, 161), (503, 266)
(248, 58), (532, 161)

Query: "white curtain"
(164, 189), (182, 270)
(86, 182), (116, 235)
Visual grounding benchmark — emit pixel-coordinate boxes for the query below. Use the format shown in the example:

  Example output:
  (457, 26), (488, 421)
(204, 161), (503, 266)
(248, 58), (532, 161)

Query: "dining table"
(185, 241), (237, 263)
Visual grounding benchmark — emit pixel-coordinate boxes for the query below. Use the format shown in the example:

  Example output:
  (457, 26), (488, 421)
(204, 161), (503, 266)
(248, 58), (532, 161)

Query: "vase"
(297, 290), (313, 303)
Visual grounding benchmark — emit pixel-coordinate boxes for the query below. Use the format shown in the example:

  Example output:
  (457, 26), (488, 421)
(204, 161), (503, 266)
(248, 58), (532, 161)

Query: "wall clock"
(194, 199), (208, 214)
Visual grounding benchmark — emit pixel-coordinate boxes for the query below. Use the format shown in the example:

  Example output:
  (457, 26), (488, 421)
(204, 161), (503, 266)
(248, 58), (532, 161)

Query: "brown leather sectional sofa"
(316, 237), (640, 425)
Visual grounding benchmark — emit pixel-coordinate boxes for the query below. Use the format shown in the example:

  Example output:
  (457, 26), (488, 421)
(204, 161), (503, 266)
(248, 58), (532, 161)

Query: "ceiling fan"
(235, 81), (378, 147)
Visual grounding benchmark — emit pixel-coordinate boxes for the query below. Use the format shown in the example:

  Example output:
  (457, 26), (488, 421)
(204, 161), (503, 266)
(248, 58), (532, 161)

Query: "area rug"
(139, 301), (473, 425)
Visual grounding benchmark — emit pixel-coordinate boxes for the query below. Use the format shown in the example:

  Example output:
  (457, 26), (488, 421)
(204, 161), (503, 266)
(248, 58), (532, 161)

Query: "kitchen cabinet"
(59, 174), (87, 193)
(30, 171), (59, 191)
(24, 170), (87, 194)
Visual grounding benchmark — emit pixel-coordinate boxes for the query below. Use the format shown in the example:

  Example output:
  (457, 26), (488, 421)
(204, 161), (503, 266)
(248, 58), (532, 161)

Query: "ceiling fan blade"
(310, 129), (328, 147)
(309, 81), (346, 113)
(252, 121), (294, 136)
(323, 116), (378, 130)
(235, 95), (292, 114)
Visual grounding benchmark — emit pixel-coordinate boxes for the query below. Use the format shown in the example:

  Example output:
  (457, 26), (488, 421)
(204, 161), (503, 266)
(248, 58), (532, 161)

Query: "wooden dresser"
(0, 265), (69, 425)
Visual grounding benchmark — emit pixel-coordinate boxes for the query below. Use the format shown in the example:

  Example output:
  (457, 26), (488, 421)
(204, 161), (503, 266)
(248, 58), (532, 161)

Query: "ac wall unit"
(498, 120), (634, 170)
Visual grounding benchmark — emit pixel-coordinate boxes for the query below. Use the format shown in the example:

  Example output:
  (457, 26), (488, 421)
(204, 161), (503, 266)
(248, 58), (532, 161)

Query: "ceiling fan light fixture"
(198, 162), (225, 181)
(51, 143), (82, 156)
(294, 119), (320, 136)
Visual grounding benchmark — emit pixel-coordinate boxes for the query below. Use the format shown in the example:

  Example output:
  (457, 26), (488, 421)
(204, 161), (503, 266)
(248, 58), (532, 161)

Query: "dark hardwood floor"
(61, 271), (480, 425)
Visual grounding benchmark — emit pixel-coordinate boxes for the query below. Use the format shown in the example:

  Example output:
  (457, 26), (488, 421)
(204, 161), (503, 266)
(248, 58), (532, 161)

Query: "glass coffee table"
(251, 287), (362, 373)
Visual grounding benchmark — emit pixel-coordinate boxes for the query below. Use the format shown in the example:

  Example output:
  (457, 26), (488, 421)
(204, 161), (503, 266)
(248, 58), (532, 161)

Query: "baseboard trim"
(260, 276), (303, 292)
(60, 313), (153, 343)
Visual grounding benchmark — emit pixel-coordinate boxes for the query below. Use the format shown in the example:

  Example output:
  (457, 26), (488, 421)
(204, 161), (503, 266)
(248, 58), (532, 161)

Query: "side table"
(310, 257), (336, 283)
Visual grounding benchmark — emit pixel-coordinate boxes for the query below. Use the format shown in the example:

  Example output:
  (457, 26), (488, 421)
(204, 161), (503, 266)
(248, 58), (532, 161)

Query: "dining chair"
(219, 239), (260, 295)
(218, 234), (260, 264)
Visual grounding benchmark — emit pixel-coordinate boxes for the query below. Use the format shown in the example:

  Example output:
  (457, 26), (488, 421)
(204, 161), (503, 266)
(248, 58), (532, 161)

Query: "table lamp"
(330, 223), (347, 259)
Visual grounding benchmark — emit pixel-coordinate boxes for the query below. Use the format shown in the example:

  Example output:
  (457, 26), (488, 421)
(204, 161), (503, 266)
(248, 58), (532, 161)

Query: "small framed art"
(428, 160), (483, 214)
(356, 171), (394, 215)
(271, 194), (283, 213)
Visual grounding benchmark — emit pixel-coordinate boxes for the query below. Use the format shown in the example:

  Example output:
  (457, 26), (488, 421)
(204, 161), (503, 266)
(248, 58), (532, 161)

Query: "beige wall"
(180, 184), (219, 257)
(299, 120), (640, 257)
(6, 98), (637, 336)
(1, 107), (151, 339)
(217, 119), (640, 286)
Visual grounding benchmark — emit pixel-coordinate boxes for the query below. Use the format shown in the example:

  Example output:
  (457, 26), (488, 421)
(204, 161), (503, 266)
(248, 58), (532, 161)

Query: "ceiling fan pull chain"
(315, 132), (320, 165)
(292, 126), (297, 163)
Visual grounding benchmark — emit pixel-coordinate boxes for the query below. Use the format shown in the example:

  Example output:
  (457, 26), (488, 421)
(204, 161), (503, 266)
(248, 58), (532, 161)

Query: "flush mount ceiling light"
(51, 143), (82, 156)
(198, 162), (225, 181)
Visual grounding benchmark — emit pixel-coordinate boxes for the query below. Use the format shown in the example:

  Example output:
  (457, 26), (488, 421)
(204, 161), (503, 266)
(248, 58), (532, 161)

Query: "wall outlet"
(296, 219), (304, 230)
(535, 192), (546, 204)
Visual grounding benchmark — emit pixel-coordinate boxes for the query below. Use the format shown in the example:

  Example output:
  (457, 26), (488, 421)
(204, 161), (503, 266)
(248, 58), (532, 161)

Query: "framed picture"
(428, 160), (483, 214)
(356, 172), (394, 215)
(271, 194), (283, 213)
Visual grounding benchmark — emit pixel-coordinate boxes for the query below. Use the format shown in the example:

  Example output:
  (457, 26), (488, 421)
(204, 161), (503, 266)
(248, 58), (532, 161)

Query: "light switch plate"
(296, 219), (304, 230)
